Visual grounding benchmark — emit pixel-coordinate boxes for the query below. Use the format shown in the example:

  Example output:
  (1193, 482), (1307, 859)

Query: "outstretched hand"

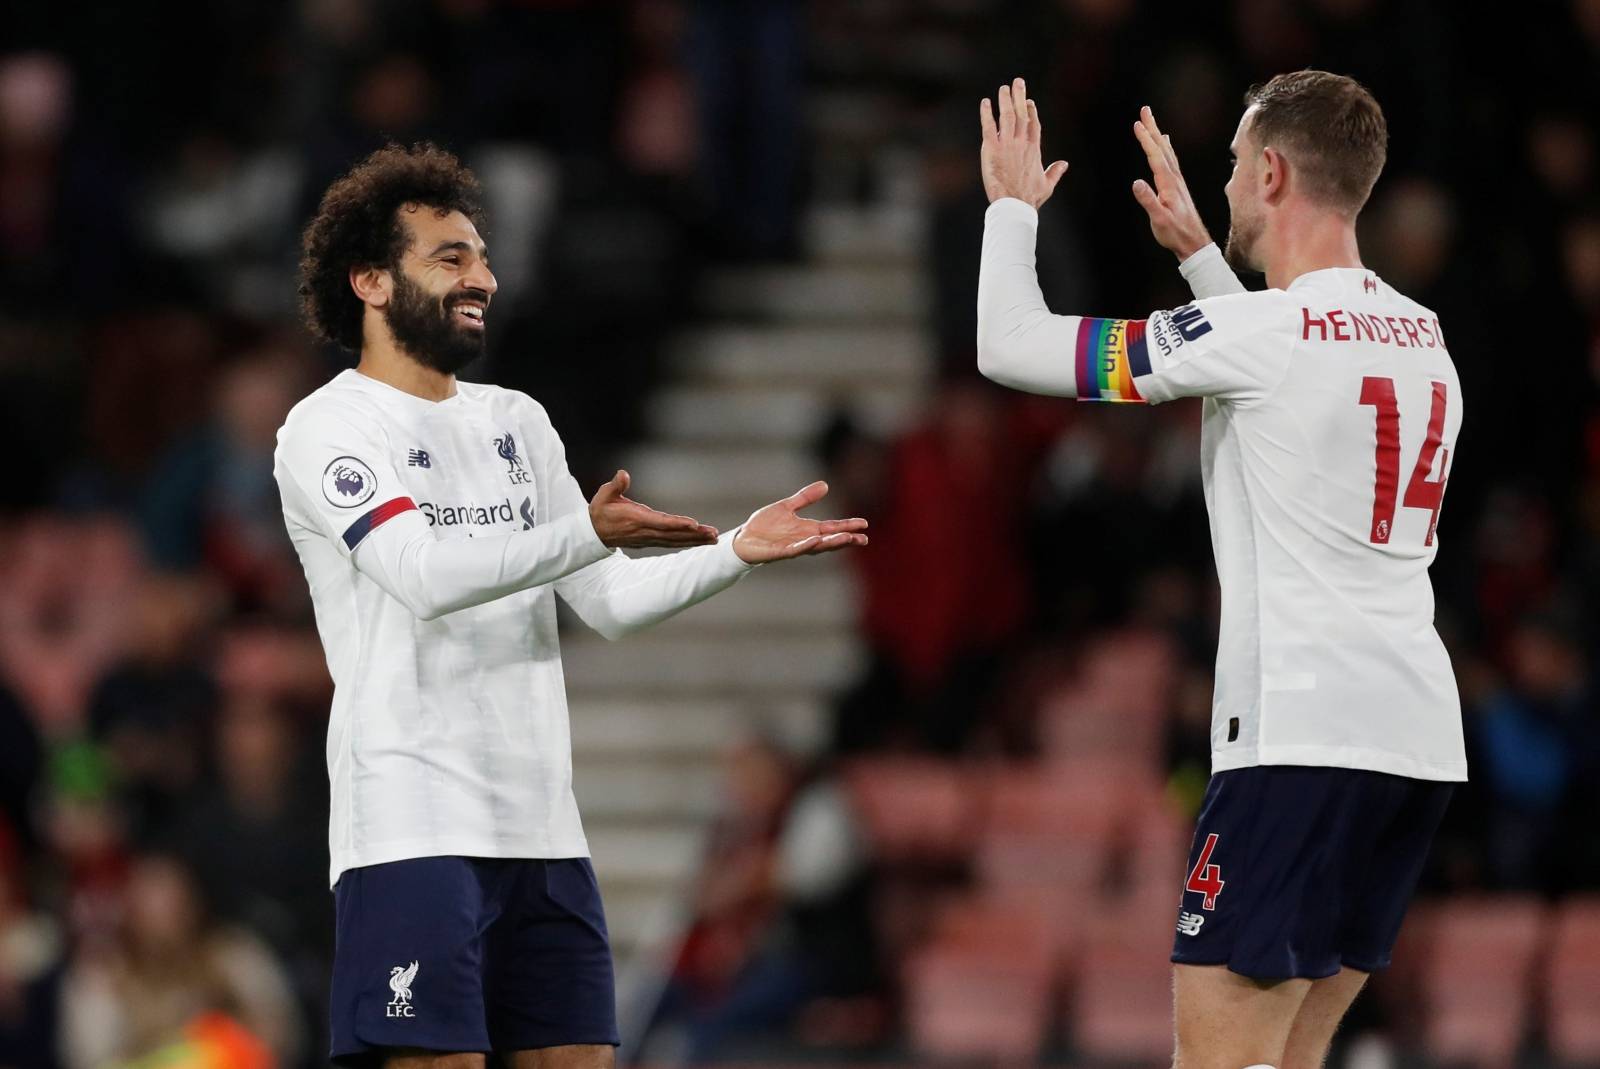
(1131, 105), (1214, 261)
(733, 481), (869, 565)
(979, 76), (1069, 209)
(588, 470), (718, 549)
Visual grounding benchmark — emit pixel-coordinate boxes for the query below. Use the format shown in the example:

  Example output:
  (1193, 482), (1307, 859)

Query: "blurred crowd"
(0, 0), (1597, 1066)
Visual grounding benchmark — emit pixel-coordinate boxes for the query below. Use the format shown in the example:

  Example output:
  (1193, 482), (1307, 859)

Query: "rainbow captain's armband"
(1074, 317), (1151, 402)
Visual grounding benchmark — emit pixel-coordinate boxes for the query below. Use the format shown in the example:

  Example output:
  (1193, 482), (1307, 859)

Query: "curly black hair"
(298, 142), (487, 351)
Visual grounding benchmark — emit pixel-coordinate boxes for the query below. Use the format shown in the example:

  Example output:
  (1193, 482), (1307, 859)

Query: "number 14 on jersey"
(1358, 377), (1450, 547)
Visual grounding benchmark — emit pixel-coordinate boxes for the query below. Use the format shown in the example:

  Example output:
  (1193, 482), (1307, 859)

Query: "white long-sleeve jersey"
(274, 369), (755, 883)
(978, 197), (1465, 782)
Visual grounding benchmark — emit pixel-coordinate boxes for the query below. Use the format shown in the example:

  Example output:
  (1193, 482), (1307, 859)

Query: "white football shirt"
(274, 370), (754, 884)
(978, 198), (1465, 781)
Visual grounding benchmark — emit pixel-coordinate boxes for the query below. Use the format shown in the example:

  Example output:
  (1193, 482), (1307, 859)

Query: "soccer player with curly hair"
(278, 143), (867, 1068)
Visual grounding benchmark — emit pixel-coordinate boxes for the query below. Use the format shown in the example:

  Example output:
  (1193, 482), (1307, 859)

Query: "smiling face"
(380, 204), (497, 374)
(1223, 107), (1268, 273)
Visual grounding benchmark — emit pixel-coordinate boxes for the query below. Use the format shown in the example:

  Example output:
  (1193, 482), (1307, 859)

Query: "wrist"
(727, 526), (759, 568)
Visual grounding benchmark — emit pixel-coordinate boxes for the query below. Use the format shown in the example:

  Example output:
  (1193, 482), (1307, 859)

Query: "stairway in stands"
(558, 131), (933, 1029)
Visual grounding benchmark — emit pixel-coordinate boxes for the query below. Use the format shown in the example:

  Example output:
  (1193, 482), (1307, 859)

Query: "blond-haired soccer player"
(976, 74), (1463, 1069)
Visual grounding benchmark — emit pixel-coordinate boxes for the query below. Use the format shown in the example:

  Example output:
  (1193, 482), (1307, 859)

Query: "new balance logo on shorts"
(1177, 911), (1206, 936)
(388, 960), (418, 1018)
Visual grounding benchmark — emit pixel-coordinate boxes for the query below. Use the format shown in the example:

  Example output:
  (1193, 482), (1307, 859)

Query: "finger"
(814, 517), (869, 535)
(793, 532), (869, 557)
(979, 97), (998, 144)
(1131, 178), (1164, 216)
(626, 505), (711, 534)
(1162, 132), (1184, 177)
(1141, 104), (1164, 141)
(1133, 119), (1171, 179)
(592, 469), (626, 503)
(1012, 77), (1027, 121)
(1044, 159), (1069, 192)
(996, 85), (1015, 138)
(1025, 99), (1042, 145)
(781, 480), (829, 512)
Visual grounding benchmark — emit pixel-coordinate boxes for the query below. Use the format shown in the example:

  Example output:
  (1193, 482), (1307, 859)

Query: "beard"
(1223, 209), (1263, 273)
(383, 269), (487, 375)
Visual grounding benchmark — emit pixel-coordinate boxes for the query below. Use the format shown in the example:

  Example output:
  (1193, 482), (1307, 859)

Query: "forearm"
(1179, 242), (1248, 299)
(976, 198), (1085, 396)
(357, 508), (612, 620)
(557, 528), (755, 639)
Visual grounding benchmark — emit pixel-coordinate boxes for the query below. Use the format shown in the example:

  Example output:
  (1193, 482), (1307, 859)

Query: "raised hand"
(979, 76), (1069, 209)
(588, 470), (718, 548)
(732, 481), (869, 564)
(1131, 105), (1214, 261)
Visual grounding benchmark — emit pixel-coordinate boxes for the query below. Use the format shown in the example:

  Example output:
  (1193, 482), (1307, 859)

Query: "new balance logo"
(1177, 911), (1206, 936)
(387, 960), (418, 1018)
(1171, 304), (1213, 342)
(408, 449), (431, 469)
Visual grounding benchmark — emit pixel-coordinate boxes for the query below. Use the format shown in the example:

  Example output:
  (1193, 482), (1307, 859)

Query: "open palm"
(733, 482), (869, 564)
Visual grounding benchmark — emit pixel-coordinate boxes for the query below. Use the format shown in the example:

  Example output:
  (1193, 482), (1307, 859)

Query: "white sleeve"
(1178, 242), (1249, 299)
(274, 404), (612, 621)
(976, 197), (1090, 398)
(537, 415), (756, 640)
(977, 197), (1289, 406)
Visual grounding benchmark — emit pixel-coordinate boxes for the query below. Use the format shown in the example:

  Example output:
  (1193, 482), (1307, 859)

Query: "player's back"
(1204, 268), (1464, 781)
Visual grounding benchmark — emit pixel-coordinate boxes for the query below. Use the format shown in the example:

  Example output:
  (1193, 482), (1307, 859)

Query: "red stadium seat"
(1066, 898), (1176, 1062)
(842, 757), (978, 866)
(1419, 896), (1547, 1068)
(903, 897), (1056, 1061)
(1545, 895), (1600, 1065)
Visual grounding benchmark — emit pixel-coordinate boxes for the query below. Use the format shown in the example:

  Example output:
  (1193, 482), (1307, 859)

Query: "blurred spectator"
(139, 346), (308, 612)
(0, 825), (62, 1069)
(173, 692), (328, 974)
(687, 0), (803, 259)
(834, 379), (1051, 754)
(655, 739), (878, 1060)
(85, 576), (221, 844)
(1471, 611), (1600, 891)
(58, 851), (303, 1067)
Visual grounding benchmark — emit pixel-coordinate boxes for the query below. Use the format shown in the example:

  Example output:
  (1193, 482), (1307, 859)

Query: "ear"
(1260, 146), (1289, 205)
(349, 264), (391, 309)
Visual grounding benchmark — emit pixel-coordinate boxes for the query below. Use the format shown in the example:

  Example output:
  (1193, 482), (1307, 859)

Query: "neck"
(356, 320), (456, 402)
(1260, 206), (1363, 290)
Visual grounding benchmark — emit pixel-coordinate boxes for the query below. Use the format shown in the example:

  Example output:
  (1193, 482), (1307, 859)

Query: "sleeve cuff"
(717, 526), (760, 575)
(985, 197), (1040, 229)
(555, 507), (614, 567)
(1178, 242), (1224, 278)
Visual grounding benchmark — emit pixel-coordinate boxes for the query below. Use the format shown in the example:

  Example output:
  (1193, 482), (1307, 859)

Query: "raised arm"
(975, 81), (1290, 407)
(975, 78), (1140, 399)
(1131, 105), (1246, 300)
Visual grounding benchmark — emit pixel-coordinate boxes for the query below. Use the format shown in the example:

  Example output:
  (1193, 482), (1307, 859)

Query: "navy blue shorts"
(1170, 765), (1453, 981)
(330, 856), (620, 1062)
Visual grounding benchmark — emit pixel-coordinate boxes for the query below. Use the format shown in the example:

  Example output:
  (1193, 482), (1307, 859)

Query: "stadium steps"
(565, 200), (931, 981)
(646, 382), (918, 447)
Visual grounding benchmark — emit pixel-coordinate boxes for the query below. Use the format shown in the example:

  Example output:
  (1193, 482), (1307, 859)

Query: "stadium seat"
(1420, 896), (1546, 1068)
(842, 757), (978, 866)
(1066, 898), (1176, 1062)
(1545, 895), (1600, 1065)
(903, 895), (1056, 1061)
